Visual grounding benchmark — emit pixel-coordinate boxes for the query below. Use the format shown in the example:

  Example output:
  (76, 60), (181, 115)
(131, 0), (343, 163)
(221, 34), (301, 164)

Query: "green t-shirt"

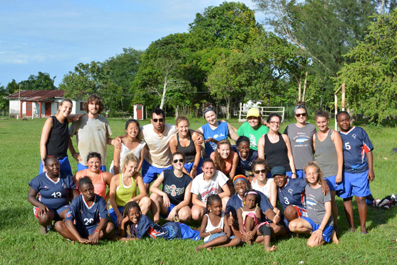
(237, 122), (269, 151)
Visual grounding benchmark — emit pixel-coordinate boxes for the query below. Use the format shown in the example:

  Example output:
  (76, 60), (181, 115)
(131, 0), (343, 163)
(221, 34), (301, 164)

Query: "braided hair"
(206, 194), (222, 212)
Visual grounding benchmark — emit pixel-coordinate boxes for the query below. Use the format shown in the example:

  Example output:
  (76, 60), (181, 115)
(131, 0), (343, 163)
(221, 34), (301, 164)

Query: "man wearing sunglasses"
(284, 103), (316, 178)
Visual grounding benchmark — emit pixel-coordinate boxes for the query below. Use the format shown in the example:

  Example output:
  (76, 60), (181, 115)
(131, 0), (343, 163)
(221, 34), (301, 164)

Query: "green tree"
(19, 72), (57, 90)
(336, 10), (397, 122)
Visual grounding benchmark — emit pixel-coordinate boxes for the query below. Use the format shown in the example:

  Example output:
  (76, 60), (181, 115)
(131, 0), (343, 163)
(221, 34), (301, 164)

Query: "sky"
(0, 0), (265, 88)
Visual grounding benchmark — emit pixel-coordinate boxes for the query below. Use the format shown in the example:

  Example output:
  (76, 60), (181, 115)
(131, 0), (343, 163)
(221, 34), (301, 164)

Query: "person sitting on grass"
(232, 136), (258, 182)
(236, 190), (277, 252)
(28, 157), (78, 234)
(289, 162), (339, 246)
(196, 195), (241, 252)
(55, 177), (114, 244)
(272, 166), (330, 226)
(117, 201), (200, 241)
(150, 152), (193, 223)
(108, 153), (151, 229)
(226, 175), (287, 242)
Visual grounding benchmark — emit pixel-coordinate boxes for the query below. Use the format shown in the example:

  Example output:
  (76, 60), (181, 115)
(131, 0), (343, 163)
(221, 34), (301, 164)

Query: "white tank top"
(251, 178), (274, 199)
(204, 211), (225, 242)
(109, 139), (146, 174)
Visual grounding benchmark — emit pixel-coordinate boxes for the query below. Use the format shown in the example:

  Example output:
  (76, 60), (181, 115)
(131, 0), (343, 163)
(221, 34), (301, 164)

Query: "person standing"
(69, 94), (119, 172)
(237, 108), (269, 151)
(284, 104), (316, 178)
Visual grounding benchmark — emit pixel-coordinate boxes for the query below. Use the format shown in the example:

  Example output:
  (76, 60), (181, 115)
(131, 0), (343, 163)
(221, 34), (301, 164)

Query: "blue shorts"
(77, 163), (106, 172)
(338, 170), (370, 198)
(184, 159), (203, 175)
(325, 175), (344, 192)
(301, 217), (334, 242)
(295, 170), (305, 179)
(108, 206), (124, 228)
(204, 232), (235, 243)
(160, 203), (176, 219)
(142, 159), (173, 184)
(39, 156), (73, 177)
(75, 224), (97, 238)
(33, 204), (70, 221)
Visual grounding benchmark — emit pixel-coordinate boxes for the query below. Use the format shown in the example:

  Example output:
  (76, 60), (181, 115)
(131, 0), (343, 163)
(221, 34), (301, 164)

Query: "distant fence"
(237, 103), (285, 123)
(0, 110), (9, 116)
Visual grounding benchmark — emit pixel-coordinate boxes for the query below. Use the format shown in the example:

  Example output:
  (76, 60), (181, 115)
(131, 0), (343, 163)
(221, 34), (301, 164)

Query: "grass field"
(0, 117), (396, 264)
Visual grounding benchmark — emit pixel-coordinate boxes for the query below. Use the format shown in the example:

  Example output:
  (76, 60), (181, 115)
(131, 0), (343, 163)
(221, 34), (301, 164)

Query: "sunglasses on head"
(173, 159), (184, 163)
(153, 118), (164, 123)
(254, 169), (267, 174)
(295, 113), (306, 117)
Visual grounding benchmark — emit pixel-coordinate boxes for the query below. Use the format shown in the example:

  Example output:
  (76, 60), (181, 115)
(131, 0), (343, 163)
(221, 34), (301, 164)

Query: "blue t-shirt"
(65, 194), (108, 229)
(162, 169), (192, 205)
(339, 126), (374, 173)
(277, 178), (306, 210)
(201, 121), (229, 157)
(232, 145), (258, 174)
(29, 172), (75, 210)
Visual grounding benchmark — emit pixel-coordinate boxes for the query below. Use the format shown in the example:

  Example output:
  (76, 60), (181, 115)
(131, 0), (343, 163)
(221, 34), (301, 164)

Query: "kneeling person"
(55, 177), (114, 244)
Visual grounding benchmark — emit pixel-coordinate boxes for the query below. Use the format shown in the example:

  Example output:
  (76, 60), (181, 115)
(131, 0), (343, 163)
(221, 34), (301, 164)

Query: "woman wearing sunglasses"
(251, 159), (277, 206)
(150, 152), (193, 223)
(283, 103), (316, 178)
(258, 113), (296, 178)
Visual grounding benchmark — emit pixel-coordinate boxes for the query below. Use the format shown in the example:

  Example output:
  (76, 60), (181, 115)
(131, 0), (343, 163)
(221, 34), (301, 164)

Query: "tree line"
(1, 1), (396, 122)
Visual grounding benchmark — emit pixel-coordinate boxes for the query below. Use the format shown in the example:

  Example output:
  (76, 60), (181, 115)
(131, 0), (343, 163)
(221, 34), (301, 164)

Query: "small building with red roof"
(5, 90), (85, 118)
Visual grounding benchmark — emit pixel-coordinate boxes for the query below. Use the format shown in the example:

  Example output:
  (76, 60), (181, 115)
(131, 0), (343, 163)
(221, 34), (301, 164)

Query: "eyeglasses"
(254, 169), (267, 174)
(173, 159), (184, 163)
(295, 113), (306, 117)
(153, 118), (164, 123)
(269, 121), (280, 124)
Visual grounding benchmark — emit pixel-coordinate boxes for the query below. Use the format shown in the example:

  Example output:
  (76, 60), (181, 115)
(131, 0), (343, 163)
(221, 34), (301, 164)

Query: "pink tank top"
(210, 150), (237, 176)
(84, 169), (107, 199)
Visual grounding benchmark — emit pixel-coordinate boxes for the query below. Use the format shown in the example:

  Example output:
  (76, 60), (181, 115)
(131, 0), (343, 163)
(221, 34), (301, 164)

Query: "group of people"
(28, 95), (375, 251)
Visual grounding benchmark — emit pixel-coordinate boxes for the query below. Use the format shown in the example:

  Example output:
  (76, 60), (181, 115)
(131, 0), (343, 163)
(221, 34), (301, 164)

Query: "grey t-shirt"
(69, 115), (112, 166)
(284, 123), (316, 169)
(305, 184), (333, 226)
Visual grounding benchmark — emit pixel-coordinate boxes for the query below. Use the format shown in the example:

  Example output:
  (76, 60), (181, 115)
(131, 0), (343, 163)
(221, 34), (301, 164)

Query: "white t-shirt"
(139, 123), (177, 168)
(191, 170), (229, 203)
(251, 178), (274, 199)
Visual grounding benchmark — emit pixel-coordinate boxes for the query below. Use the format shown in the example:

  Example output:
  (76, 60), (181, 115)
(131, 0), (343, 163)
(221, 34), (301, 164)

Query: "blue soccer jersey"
(232, 146), (258, 174)
(29, 172), (75, 210)
(65, 194), (108, 229)
(277, 178), (306, 210)
(339, 126), (374, 173)
(201, 122), (229, 157)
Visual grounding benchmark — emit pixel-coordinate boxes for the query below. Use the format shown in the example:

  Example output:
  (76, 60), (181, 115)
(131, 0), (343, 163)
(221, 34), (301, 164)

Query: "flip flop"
(348, 228), (356, 232)
(361, 231), (368, 235)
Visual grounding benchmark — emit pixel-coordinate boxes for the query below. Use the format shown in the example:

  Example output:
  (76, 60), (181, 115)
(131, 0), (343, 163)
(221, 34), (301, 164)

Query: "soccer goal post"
(334, 83), (346, 130)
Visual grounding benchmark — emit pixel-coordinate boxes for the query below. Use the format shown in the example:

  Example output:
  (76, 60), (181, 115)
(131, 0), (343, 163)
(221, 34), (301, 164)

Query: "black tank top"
(46, 116), (69, 158)
(264, 133), (291, 171)
(176, 132), (196, 163)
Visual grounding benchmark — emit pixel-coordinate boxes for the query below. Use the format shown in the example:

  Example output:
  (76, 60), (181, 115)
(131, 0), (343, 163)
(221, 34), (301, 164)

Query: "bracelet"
(292, 172), (296, 175)
(94, 230), (101, 233)
(209, 231), (212, 235)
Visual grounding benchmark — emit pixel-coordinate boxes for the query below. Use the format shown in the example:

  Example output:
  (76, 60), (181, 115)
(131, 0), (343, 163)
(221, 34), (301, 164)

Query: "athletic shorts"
(325, 175), (344, 192)
(77, 163), (106, 172)
(301, 217), (334, 242)
(108, 206), (124, 228)
(295, 170), (305, 179)
(337, 170), (370, 198)
(39, 156), (73, 177)
(75, 224), (97, 238)
(160, 203), (177, 219)
(142, 159), (173, 184)
(183, 159), (203, 175)
(33, 204), (70, 221)
(204, 232), (235, 243)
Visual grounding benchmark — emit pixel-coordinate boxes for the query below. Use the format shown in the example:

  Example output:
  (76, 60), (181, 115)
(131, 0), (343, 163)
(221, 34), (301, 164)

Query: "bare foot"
(206, 247), (212, 251)
(265, 245), (277, 252)
(40, 226), (47, 235)
(332, 231), (339, 245)
(195, 246), (202, 253)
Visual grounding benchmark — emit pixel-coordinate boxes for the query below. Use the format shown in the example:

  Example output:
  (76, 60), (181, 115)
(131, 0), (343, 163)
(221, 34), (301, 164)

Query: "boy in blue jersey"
(55, 177), (114, 244)
(337, 111), (375, 234)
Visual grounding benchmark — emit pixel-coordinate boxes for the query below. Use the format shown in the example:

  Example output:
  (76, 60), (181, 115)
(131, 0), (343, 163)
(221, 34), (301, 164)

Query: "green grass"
(0, 117), (396, 264)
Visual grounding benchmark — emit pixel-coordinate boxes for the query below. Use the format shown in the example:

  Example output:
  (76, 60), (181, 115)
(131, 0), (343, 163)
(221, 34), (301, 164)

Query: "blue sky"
(0, 0), (264, 88)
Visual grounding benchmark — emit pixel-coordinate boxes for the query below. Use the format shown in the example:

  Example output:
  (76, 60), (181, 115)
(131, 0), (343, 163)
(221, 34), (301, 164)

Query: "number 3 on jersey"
(284, 197), (290, 205)
(344, 142), (351, 150)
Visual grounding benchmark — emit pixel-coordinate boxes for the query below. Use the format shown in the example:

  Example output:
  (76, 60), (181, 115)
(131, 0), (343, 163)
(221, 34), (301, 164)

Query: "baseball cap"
(271, 166), (286, 176)
(247, 108), (260, 118)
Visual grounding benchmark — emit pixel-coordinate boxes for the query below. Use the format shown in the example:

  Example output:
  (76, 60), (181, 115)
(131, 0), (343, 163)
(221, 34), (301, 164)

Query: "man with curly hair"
(69, 94), (118, 172)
